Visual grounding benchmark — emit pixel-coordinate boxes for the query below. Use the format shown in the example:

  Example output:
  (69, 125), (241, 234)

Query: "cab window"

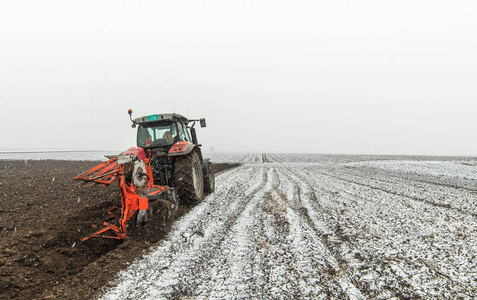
(176, 122), (190, 142)
(137, 124), (175, 147)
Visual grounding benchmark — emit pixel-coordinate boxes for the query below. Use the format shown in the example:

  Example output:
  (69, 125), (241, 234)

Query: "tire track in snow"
(277, 167), (365, 299)
(296, 165), (477, 298)
(343, 161), (477, 192)
(282, 167), (413, 298)
(320, 166), (477, 218)
(347, 164), (477, 193)
(194, 168), (279, 298)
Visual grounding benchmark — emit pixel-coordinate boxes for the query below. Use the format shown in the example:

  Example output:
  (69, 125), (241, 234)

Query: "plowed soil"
(0, 160), (238, 300)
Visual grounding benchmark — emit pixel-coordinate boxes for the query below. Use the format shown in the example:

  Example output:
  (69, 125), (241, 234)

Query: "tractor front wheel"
(174, 152), (204, 204)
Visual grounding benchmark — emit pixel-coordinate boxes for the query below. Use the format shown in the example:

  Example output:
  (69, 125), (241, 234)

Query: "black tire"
(204, 162), (215, 194)
(174, 151), (204, 204)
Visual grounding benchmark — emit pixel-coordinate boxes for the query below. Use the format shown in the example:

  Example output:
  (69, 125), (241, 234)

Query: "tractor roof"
(133, 113), (188, 125)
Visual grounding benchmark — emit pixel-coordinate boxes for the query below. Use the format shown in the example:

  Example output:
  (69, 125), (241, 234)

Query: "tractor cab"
(129, 111), (207, 155)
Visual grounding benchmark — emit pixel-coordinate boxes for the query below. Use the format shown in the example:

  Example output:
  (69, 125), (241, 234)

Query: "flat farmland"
(101, 153), (477, 299)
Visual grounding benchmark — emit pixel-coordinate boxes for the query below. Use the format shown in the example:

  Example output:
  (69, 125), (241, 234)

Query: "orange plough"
(74, 148), (177, 241)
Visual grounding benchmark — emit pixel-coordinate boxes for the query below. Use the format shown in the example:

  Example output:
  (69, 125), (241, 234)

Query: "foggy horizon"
(1, 0), (476, 156)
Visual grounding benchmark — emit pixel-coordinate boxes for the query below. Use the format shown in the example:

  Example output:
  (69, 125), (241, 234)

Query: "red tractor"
(74, 110), (214, 240)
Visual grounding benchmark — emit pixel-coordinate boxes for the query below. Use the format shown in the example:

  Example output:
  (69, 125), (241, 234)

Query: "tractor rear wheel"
(204, 162), (215, 194)
(174, 151), (204, 204)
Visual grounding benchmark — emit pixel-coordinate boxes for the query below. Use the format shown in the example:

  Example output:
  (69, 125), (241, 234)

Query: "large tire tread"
(204, 162), (215, 194)
(174, 152), (204, 204)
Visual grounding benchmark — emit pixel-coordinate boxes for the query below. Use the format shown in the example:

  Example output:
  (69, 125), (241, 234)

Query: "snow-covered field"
(99, 153), (477, 299)
(0, 151), (117, 161)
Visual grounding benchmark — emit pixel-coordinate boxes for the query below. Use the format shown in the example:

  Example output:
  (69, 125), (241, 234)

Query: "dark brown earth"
(0, 160), (239, 300)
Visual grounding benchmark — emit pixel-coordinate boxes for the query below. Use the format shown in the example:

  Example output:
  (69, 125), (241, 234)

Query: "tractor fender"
(120, 146), (146, 161)
(202, 158), (211, 175)
(168, 141), (195, 157)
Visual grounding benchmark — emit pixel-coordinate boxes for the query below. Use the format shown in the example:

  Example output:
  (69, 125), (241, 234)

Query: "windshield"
(137, 123), (176, 148)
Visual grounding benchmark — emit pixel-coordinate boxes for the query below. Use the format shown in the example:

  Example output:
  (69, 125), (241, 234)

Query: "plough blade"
(81, 222), (124, 241)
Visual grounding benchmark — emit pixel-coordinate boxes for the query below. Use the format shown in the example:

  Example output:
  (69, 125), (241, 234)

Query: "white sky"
(1, 0), (476, 155)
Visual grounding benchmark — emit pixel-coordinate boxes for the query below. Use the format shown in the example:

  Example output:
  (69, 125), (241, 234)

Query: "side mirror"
(200, 118), (206, 128)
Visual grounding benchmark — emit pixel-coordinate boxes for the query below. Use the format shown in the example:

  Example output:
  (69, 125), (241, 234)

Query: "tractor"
(129, 110), (214, 203)
(73, 110), (214, 240)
